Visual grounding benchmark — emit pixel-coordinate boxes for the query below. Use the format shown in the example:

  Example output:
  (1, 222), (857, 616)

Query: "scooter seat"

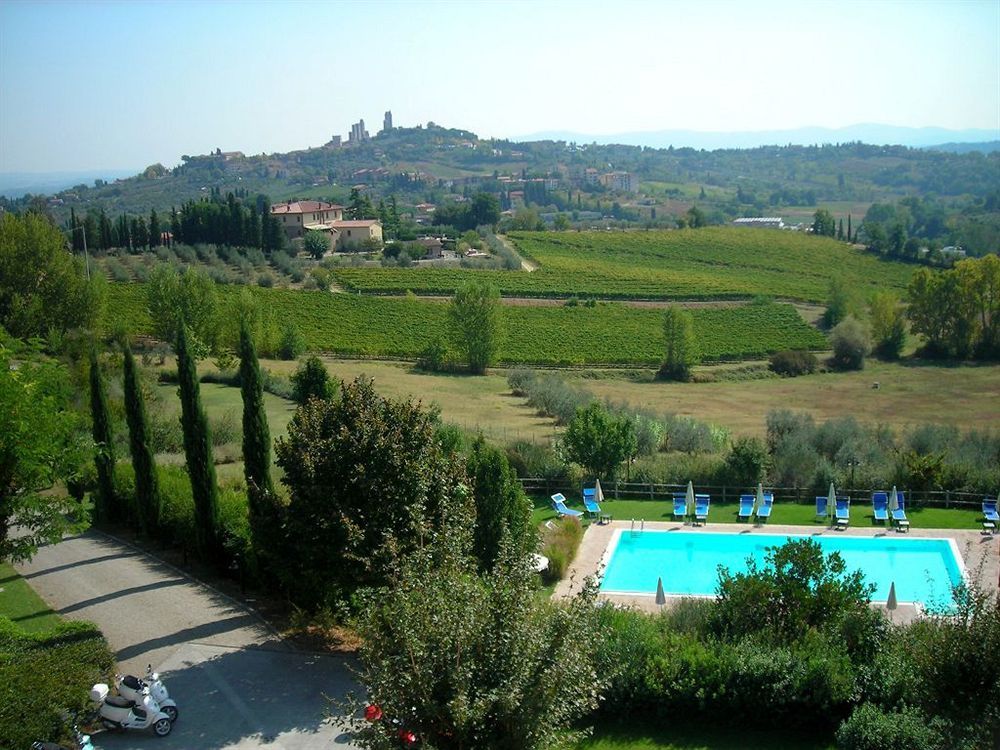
(105, 695), (133, 709)
(122, 674), (144, 690)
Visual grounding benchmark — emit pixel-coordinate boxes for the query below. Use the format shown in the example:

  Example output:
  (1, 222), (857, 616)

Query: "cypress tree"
(838, 218), (844, 240)
(176, 323), (221, 559)
(122, 341), (160, 535)
(88, 349), (116, 521)
(847, 214), (852, 243)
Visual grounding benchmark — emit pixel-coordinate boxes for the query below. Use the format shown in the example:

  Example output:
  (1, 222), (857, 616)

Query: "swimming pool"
(600, 530), (965, 607)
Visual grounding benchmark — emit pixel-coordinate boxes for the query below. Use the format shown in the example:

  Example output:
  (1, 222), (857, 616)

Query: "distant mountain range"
(514, 124), (1000, 151)
(0, 169), (139, 199)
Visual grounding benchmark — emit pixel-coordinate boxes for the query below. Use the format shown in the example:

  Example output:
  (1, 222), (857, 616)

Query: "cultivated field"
(331, 228), (916, 302)
(106, 284), (826, 365)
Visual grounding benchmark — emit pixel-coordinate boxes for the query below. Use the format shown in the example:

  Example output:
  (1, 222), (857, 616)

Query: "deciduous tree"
(658, 306), (699, 381)
(563, 402), (637, 480)
(448, 280), (502, 374)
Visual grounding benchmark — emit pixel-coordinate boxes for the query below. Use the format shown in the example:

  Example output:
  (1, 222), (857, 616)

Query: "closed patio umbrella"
(595, 477), (605, 504)
(655, 576), (666, 606)
(827, 481), (837, 518)
(886, 580), (897, 621)
(756, 482), (765, 510)
(890, 486), (899, 514)
(686, 480), (696, 517)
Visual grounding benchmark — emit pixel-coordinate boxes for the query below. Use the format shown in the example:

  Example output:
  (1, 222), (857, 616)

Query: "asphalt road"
(16, 531), (359, 749)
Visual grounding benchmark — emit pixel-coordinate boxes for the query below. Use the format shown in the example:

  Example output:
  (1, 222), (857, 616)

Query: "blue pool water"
(601, 531), (964, 607)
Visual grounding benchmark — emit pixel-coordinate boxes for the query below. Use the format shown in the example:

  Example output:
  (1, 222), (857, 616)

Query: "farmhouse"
(334, 219), (383, 250)
(271, 200), (345, 240)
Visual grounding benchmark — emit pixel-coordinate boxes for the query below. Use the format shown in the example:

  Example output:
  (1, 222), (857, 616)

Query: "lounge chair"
(757, 493), (774, 522)
(815, 496), (829, 520)
(551, 493), (582, 518)
(694, 494), (710, 525)
(582, 487), (601, 517)
(672, 493), (688, 522)
(835, 497), (850, 529)
(872, 492), (889, 524)
(738, 495), (755, 521)
(892, 493), (909, 531)
(983, 499), (999, 523)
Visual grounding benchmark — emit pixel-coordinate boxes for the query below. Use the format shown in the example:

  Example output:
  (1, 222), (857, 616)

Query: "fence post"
(649, 481), (654, 500)
(722, 485), (727, 504)
(945, 490), (950, 509)
(615, 480), (620, 500)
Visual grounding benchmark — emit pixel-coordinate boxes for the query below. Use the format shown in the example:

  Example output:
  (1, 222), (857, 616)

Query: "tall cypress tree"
(239, 320), (281, 568)
(176, 324), (220, 559)
(122, 341), (160, 535)
(88, 349), (116, 521)
(847, 214), (852, 243)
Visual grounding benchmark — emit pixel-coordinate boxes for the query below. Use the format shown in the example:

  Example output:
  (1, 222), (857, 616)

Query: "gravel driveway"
(17, 531), (359, 749)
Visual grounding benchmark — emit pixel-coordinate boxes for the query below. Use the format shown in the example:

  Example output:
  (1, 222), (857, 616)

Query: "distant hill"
(515, 124), (1000, 151)
(923, 141), (1000, 154)
(0, 169), (139, 198)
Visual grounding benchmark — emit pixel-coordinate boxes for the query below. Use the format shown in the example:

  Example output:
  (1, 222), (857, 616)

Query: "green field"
(330, 228), (916, 302)
(107, 285), (825, 365)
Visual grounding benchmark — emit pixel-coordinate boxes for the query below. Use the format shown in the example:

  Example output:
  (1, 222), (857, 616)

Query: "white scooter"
(90, 683), (172, 737)
(115, 665), (178, 722)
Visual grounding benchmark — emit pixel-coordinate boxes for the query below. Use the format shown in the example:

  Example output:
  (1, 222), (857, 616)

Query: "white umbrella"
(890, 486), (899, 513)
(827, 481), (837, 518)
(531, 553), (549, 573)
(595, 478), (605, 505)
(655, 577), (666, 606)
(686, 480), (696, 517)
(756, 482), (765, 510)
(886, 580), (897, 621)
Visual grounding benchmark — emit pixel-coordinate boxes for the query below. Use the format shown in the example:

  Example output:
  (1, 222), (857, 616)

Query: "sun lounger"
(892, 493), (908, 531)
(757, 493), (774, 522)
(816, 497), (828, 520)
(694, 494), (710, 525)
(872, 492), (889, 524)
(551, 493), (582, 518)
(835, 497), (850, 529)
(738, 495), (755, 521)
(672, 493), (688, 521)
(983, 499), (999, 523)
(582, 487), (601, 517)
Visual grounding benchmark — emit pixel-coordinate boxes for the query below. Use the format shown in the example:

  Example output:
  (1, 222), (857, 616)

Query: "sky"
(1, 0), (998, 172)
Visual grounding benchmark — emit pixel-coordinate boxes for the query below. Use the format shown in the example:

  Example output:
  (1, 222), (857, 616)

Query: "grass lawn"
(578, 719), (834, 750)
(0, 562), (61, 633)
(154, 381), (297, 440)
(531, 497), (985, 532)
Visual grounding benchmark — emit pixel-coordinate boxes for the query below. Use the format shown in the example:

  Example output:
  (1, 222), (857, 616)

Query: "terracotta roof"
(270, 200), (344, 215)
(332, 220), (381, 227)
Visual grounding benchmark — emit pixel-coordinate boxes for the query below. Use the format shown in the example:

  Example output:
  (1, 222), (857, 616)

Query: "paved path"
(17, 531), (359, 749)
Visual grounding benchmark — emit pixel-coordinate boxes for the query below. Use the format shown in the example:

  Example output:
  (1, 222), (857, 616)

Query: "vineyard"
(330, 228), (916, 302)
(106, 284), (826, 365)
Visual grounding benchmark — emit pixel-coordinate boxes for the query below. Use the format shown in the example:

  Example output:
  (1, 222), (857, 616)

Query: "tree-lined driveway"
(17, 530), (358, 749)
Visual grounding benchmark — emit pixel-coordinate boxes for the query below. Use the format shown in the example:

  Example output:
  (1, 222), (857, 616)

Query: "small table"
(598, 512), (613, 525)
(835, 518), (849, 530)
(895, 520), (910, 533)
(983, 521), (997, 535)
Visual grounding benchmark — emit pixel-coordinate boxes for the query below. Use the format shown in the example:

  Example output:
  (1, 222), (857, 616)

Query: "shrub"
(209, 409), (239, 447)
(540, 516), (583, 582)
(506, 367), (537, 397)
(769, 349), (818, 376)
(504, 440), (569, 482)
(256, 272), (275, 288)
(0, 618), (116, 749)
(724, 435), (770, 485)
(291, 355), (333, 404)
(415, 336), (452, 372)
(278, 321), (306, 360)
(836, 704), (943, 750)
(830, 316), (871, 370)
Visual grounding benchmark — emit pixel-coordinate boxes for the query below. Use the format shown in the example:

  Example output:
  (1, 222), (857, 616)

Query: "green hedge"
(0, 617), (115, 748)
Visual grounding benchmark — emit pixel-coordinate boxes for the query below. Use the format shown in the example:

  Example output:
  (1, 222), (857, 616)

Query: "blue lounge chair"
(757, 493), (774, 522)
(551, 493), (582, 518)
(983, 499), (999, 523)
(672, 493), (688, 521)
(892, 492), (908, 531)
(694, 494), (710, 525)
(835, 497), (850, 528)
(872, 492), (889, 524)
(582, 487), (601, 517)
(738, 495), (755, 521)
(816, 496), (829, 520)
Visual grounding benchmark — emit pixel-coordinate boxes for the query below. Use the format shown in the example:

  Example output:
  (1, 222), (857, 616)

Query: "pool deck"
(554, 520), (1000, 625)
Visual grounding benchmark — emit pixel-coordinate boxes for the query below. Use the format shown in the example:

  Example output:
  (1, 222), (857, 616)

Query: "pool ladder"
(630, 518), (645, 537)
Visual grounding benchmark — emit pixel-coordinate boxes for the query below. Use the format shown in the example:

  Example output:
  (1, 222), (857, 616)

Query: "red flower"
(398, 728), (417, 745)
(364, 704), (383, 721)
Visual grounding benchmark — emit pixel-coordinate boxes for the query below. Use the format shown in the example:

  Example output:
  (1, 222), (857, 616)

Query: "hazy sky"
(1, 0), (998, 172)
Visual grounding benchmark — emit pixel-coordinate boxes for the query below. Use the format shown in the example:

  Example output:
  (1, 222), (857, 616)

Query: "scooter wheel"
(163, 705), (179, 722)
(153, 718), (172, 737)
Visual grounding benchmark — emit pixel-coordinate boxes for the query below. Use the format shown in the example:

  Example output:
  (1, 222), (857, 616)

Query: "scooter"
(90, 683), (172, 737)
(31, 724), (95, 750)
(115, 665), (178, 722)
